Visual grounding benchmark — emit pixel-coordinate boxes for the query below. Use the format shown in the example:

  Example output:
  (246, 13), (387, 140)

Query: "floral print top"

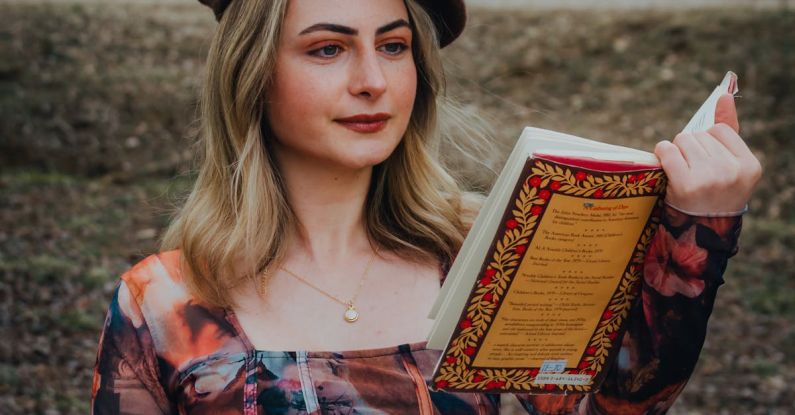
(91, 205), (741, 414)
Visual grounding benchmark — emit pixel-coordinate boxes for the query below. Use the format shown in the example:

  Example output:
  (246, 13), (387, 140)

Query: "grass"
(724, 218), (795, 317)
(0, 2), (793, 414)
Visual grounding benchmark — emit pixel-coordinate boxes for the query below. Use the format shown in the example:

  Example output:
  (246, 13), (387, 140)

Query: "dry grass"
(0, 2), (793, 414)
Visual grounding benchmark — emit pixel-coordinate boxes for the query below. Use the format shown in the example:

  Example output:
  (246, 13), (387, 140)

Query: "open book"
(426, 71), (739, 394)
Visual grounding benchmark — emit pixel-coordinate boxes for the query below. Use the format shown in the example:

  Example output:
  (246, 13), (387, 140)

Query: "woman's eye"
(380, 42), (408, 55)
(311, 44), (341, 58)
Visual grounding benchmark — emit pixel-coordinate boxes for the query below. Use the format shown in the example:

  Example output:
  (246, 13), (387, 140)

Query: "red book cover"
(430, 155), (667, 394)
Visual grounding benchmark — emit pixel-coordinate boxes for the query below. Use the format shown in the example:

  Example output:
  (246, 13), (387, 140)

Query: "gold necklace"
(280, 248), (378, 323)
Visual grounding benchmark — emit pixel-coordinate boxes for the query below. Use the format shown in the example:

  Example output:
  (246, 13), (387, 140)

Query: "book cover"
(426, 71), (739, 394)
(430, 155), (665, 394)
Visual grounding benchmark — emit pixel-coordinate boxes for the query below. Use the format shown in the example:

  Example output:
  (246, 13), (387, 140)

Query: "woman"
(91, 0), (761, 413)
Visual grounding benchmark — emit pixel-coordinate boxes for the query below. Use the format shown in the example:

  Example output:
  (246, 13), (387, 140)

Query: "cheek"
(400, 64), (418, 108)
(390, 63), (418, 131)
(268, 71), (323, 131)
(266, 54), (352, 136)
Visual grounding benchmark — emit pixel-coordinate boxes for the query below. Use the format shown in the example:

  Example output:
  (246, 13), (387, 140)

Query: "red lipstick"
(334, 113), (391, 134)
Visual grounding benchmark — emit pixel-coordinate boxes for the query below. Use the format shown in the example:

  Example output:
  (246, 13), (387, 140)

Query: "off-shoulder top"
(91, 206), (742, 414)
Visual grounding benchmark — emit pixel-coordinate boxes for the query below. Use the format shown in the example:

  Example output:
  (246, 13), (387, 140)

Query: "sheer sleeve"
(91, 280), (173, 415)
(513, 204), (742, 414)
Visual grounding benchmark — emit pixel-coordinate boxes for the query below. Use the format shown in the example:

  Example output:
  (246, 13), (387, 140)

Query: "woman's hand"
(654, 94), (763, 215)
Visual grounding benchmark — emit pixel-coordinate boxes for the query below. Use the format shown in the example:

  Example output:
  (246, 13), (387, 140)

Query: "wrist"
(664, 200), (749, 217)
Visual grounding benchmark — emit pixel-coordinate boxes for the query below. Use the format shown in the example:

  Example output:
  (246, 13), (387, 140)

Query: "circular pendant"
(344, 304), (359, 323)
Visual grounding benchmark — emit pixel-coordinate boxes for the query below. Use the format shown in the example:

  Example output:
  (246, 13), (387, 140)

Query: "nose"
(348, 48), (387, 99)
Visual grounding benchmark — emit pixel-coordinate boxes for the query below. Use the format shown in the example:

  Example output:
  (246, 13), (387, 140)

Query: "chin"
(340, 149), (395, 170)
(334, 136), (403, 169)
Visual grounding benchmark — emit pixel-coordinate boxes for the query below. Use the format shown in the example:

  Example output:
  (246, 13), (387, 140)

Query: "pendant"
(344, 302), (359, 323)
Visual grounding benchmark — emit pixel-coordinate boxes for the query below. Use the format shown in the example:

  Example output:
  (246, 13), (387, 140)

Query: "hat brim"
(415, 0), (466, 48)
(198, 0), (466, 48)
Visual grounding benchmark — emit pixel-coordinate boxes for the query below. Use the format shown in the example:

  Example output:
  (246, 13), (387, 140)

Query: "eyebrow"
(298, 19), (411, 36)
(376, 19), (411, 35)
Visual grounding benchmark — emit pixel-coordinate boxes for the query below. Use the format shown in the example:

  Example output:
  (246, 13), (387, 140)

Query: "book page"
(682, 71), (739, 133)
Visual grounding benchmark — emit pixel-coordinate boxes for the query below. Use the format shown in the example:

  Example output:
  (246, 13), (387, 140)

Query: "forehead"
(283, 0), (410, 33)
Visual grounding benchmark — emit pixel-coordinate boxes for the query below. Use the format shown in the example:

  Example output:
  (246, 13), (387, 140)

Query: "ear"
(715, 93), (740, 133)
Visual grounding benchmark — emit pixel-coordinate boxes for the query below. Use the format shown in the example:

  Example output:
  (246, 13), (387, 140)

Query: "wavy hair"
(162, 0), (490, 307)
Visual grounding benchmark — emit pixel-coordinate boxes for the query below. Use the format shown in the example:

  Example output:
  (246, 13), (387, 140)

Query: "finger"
(707, 123), (755, 161)
(654, 140), (691, 185)
(715, 93), (740, 133)
(672, 132), (709, 166)
(707, 124), (763, 188)
(695, 130), (736, 161)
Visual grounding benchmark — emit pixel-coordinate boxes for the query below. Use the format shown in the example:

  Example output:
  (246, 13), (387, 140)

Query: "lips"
(334, 113), (391, 134)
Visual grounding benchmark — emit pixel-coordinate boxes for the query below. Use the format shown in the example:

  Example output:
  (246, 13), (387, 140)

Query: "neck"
(275, 149), (375, 268)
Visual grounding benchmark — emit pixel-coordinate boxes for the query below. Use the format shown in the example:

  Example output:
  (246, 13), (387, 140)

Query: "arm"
(512, 206), (742, 414)
(91, 280), (172, 415)
(582, 205), (741, 413)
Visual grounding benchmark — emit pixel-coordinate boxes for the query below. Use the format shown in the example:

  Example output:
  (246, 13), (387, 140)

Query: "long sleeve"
(91, 280), (173, 415)
(513, 204), (742, 414)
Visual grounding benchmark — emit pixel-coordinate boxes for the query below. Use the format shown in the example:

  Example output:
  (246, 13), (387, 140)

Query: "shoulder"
(120, 250), (186, 304)
(112, 249), (244, 370)
(114, 250), (198, 344)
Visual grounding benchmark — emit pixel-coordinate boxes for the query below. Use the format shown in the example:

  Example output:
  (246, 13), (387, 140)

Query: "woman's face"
(266, 0), (417, 171)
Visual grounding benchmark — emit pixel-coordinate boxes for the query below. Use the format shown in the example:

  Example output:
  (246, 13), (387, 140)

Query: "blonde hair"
(162, 0), (491, 307)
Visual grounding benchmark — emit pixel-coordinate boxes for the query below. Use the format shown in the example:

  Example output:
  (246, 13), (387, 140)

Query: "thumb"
(715, 93), (740, 133)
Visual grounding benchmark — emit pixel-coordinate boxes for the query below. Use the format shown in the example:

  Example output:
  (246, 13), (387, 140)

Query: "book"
(425, 71), (739, 394)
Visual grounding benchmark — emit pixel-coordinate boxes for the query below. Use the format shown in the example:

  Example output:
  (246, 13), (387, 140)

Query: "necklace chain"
(279, 247), (379, 323)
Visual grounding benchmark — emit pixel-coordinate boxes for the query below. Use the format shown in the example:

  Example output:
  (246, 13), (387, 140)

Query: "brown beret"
(197, 0), (466, 48)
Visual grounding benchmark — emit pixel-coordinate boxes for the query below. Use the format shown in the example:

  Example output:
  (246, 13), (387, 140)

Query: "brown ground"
(0, 2), (793, 414)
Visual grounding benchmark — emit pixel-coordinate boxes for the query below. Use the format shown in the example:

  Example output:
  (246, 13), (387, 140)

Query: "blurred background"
(1, 0), (793, 413)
